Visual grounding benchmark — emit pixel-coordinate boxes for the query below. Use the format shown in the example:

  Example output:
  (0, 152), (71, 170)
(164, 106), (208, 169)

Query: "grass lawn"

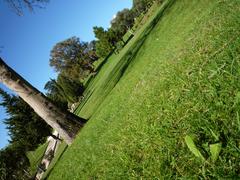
(75, 0), (171, 119)
(41, 142), (67, 179)
(27, 142), (48, 176)
(48, 0), (240, 178)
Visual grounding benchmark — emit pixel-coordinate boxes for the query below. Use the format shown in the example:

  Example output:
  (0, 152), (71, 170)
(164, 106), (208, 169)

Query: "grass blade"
(210, 143), (222, 162)
(185, 135), (205, 162)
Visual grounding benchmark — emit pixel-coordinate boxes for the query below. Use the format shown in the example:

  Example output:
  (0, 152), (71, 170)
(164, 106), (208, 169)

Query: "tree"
(4, 0), (49, 15)
(110, 8), (135, 37)
(87, 40), (98, 61)
(45, 76), (84, 104)
(50, 37), (97, 81)
(93, 27), (118, 58)
(57, 74), (84, 104)
(44, 78), (69, 109)
(93, 27), (111, 57)
(0, 144), (30, 180)
(0, 88), (52, 151)
(132, 0), (154, 16)
(0, 57), (86, 145)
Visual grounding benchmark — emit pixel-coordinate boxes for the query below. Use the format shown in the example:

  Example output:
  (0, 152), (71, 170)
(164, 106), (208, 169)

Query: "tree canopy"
(0, 144), (30, 180)
(132, 0), (154, 16)
(111, 8), (135, 37)
(93, 27), (116, 58)
(44, 78), (68, 108)
(50, 37), (97, 81)
(0, 88), (52, 151)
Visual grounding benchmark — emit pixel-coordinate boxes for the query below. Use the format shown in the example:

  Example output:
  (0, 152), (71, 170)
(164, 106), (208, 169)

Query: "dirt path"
(35, 131), (60, 180)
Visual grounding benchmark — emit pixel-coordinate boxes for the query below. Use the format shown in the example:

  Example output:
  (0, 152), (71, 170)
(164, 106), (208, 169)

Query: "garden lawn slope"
(27, 143), (48, 176)
(48, 0), (240, 178)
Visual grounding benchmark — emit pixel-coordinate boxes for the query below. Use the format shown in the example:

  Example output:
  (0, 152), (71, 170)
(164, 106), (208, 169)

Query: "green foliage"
(185, 136), (222, 163)
(185, 135), (205, 162)
(48, 39), (87, 104)
(45, 75), (84, 106)
(0, 88), (52, 151)
(0, 145), (30, 180)
(93, 27), (116, 58)
(132, 0), (154, 16)
(50, 37), (97, 81)
(57, 75), (84, 103)
(0, 88), (52, 179)
(111, 8), (135, 37)
(210, 143), (222, 163)
(92, 0), (157, 60)
(0, 159), (7, 180)
(44, 78), (68, 109)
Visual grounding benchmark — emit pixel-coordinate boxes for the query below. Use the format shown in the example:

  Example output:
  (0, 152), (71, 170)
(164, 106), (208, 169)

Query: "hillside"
(47, 0), (240, 179)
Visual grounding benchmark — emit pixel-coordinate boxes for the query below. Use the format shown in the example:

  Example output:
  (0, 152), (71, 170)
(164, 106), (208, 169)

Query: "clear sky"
(0, 0), (132, 149)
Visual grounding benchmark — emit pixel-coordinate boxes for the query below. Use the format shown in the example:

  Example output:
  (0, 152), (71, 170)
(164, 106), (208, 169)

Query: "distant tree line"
(45, 0), (163, 106)
(0, 0), (163, 179)
(93, 0), (162, 58)
(47, 37), (96, 106)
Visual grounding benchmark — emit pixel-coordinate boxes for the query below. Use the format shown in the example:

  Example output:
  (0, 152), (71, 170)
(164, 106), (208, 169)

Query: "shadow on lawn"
(104, 0), (176, 89)
(76, 0), (176, 118)
(42, 145), (68, 180)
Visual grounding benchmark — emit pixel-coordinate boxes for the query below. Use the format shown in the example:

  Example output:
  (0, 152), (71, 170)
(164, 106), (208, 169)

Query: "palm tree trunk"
(0, 58), (86, 145)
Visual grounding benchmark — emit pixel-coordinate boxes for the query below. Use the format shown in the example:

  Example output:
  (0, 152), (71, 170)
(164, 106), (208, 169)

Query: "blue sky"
(0, 0), (132, 149)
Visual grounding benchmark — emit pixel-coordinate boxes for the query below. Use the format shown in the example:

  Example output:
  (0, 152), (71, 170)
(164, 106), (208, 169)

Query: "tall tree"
(93, 27), (117, 58)
(57, 74), (84, 104)
(111, 8), (135, 37)
(0, 144), (30, 180)
(44, 78), (68, 109)
(45, 76), (84, 104)
(50, 37), (97, 81)
(0, 88), (52, 151)
(132, 0), (153, 16)
(0, 57), (86, 144)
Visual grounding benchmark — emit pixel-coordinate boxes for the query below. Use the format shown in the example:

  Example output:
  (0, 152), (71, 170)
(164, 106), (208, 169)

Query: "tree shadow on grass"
(104, 0), (176, 89)
(77, 0), (176, 119)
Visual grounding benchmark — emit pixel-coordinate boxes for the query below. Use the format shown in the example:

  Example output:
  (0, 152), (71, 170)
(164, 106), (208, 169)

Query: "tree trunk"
(0, 58), (86, 145)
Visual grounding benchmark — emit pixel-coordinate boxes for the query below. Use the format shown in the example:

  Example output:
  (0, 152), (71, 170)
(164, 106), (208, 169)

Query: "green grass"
(132, 1), (161, 32)
(75, 0), (172, 119)
(41, 142), (67, 179)
(27, 143), (48, 176)
(48, 0), (240, 179)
